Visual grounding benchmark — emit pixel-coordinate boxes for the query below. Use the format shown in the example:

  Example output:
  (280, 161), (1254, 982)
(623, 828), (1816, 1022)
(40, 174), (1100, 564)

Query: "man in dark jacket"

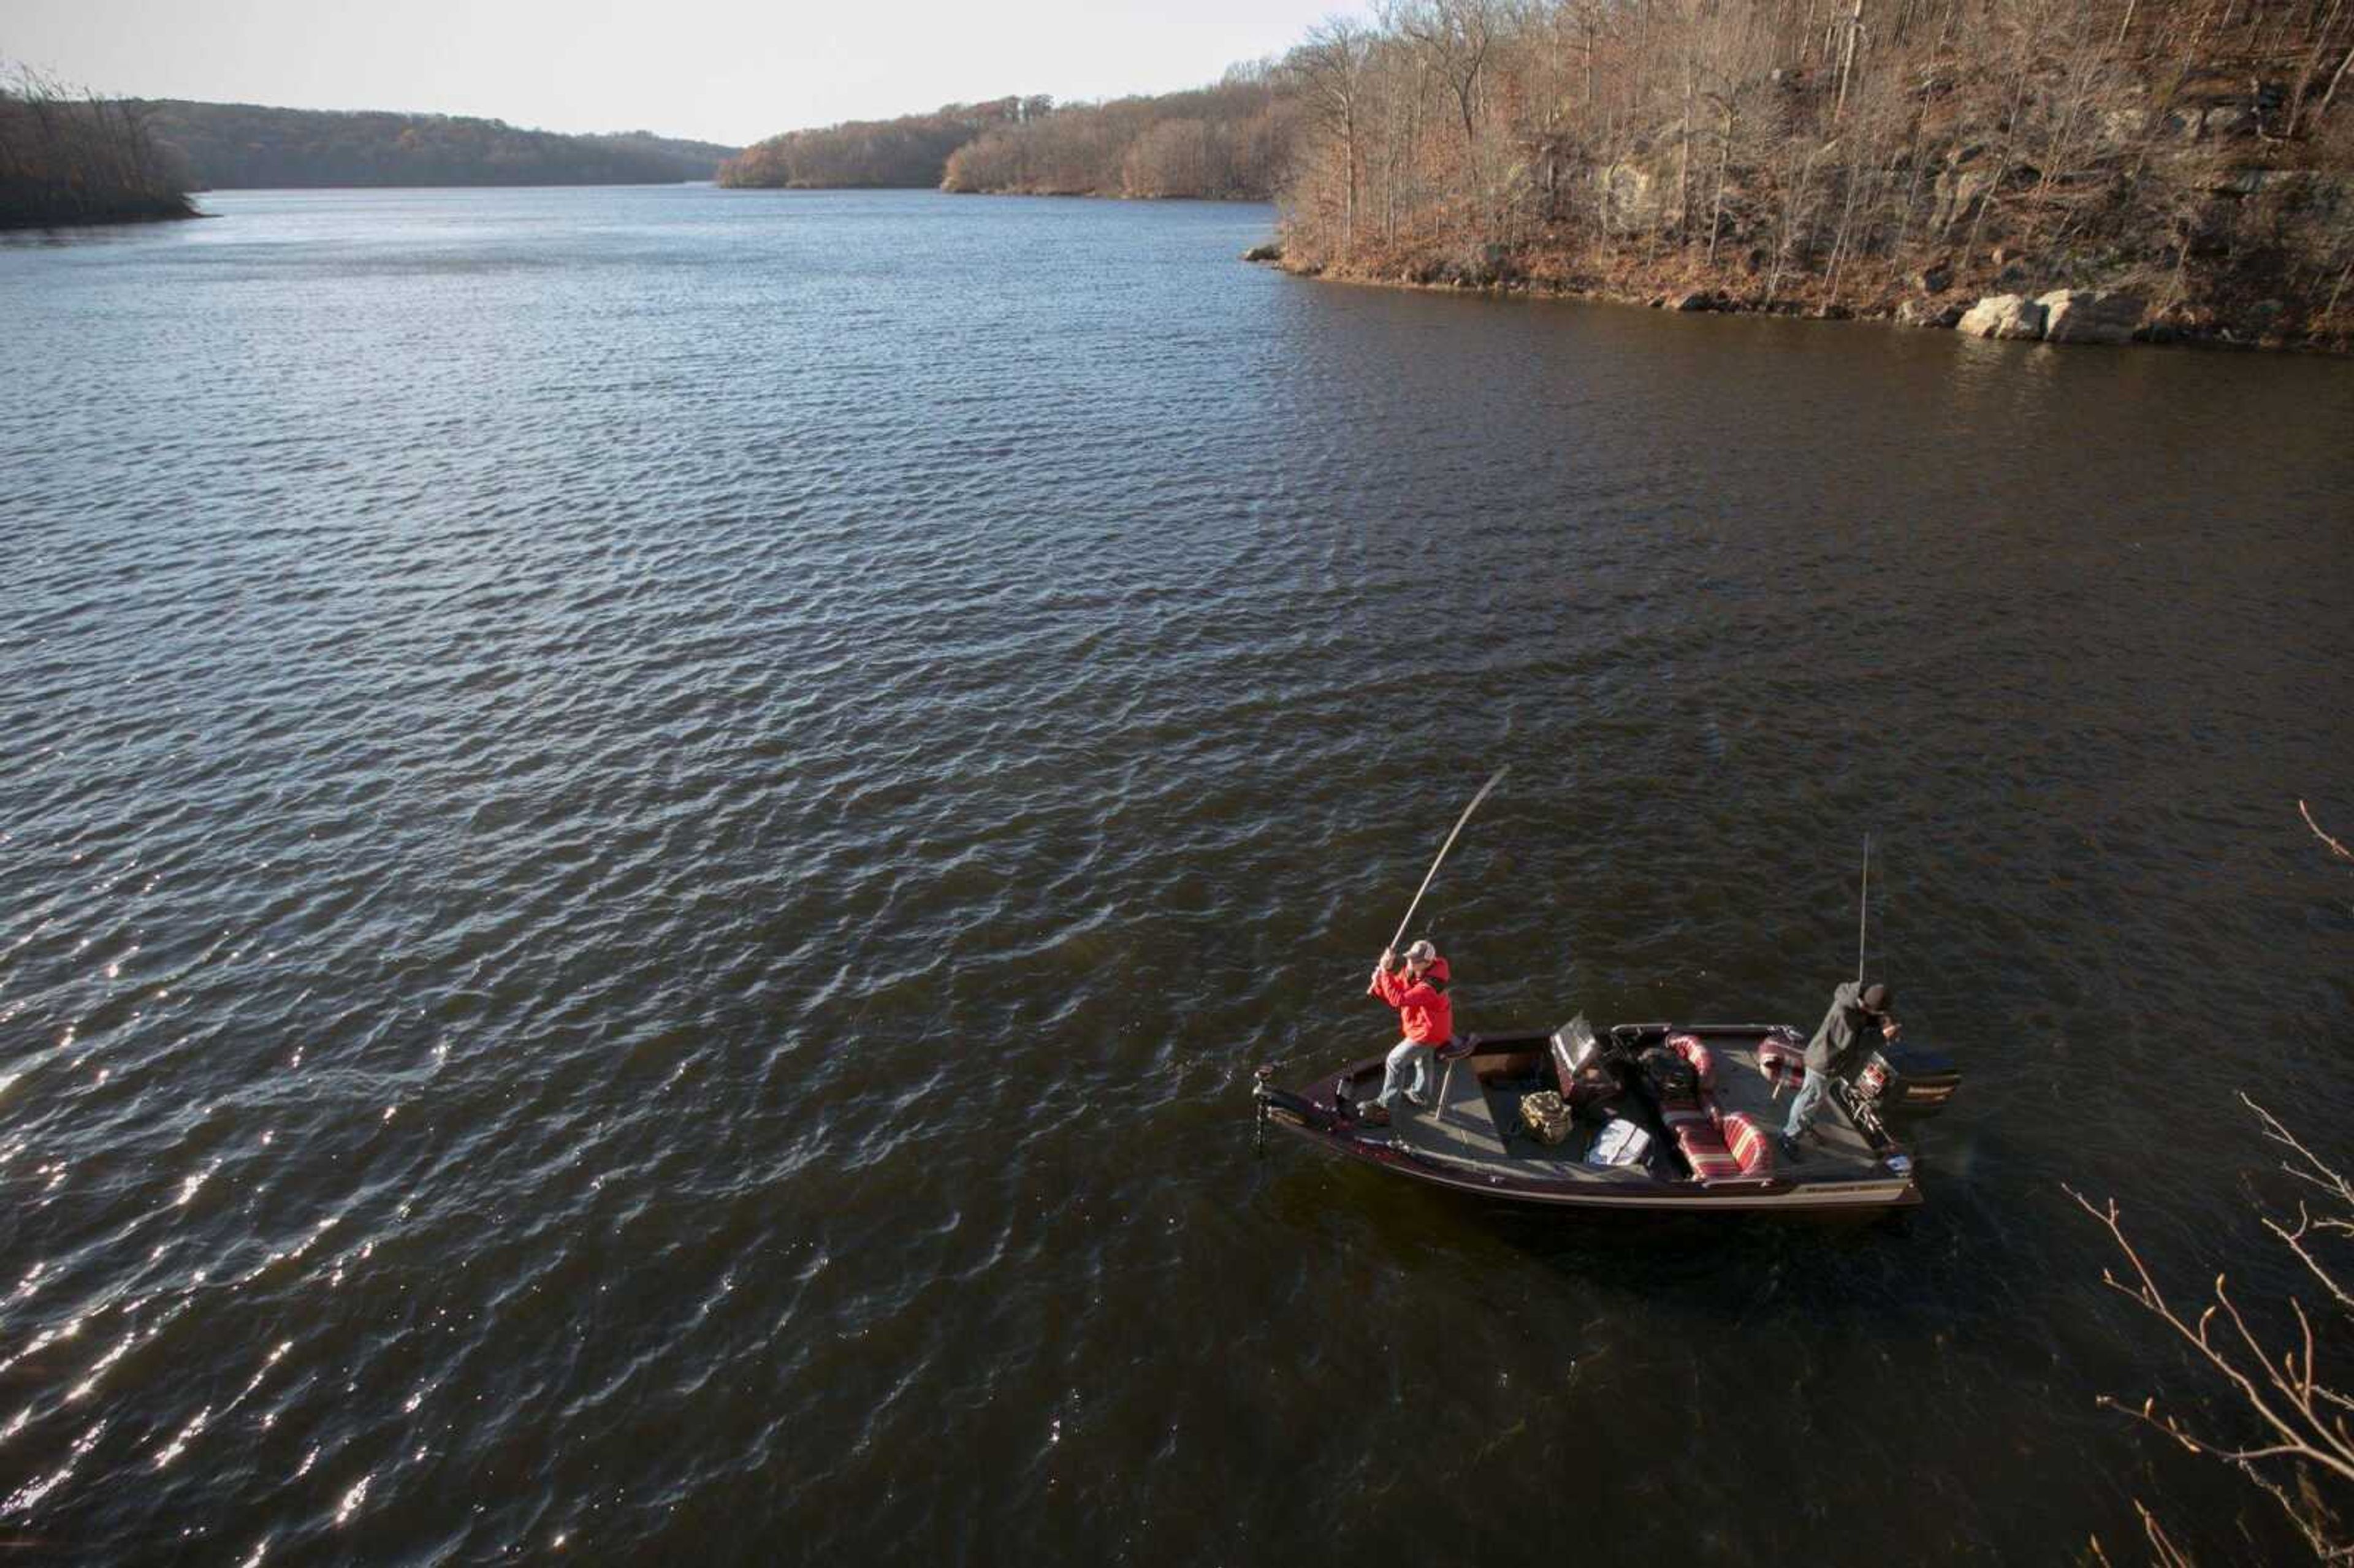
(1780, 981), (1899, 1159)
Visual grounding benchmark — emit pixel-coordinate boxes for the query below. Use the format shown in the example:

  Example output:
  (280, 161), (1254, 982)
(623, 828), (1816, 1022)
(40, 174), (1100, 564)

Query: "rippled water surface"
(4, 185), (2354, 1564)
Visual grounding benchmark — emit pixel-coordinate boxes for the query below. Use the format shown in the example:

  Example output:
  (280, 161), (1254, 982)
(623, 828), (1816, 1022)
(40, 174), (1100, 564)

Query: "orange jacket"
(1369, 956), (1454, 1045)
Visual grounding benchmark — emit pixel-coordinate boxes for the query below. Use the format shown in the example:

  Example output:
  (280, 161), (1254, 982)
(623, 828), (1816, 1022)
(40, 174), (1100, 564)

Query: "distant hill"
(134, 101), (738, 189)
(941, 77), (1290, 199)
(718, 99), (1026, 189)
(720, 74), (1292, 199)
(579, 129), (744, 173)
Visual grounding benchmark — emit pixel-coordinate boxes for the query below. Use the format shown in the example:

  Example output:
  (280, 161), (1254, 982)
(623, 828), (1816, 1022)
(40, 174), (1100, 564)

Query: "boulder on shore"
(1895, 299), (1967, 329)
(1672, 290), (1715, 312)
(2038, 289), (2142, 345)
(1241, 242), (1282, 263)
(1957, 293), (2046, 340)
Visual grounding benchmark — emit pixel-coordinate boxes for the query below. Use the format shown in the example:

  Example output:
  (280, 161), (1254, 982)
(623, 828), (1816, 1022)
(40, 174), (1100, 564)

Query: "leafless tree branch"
(2303, 800), (2354, 866)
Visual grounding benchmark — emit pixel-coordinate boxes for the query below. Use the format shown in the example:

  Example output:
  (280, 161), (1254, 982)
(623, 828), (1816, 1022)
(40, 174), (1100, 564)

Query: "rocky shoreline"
(1243, 244), (2344, 355)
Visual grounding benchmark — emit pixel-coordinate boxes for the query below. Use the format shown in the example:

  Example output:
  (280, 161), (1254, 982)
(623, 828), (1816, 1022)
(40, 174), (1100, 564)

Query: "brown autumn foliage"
(722, 73), (1293, 199)
(0, 63), (194, 228)
(1276, 0), (2354, 347)
(719, 98), (1029, 189)
(941, 72), (1295, 197)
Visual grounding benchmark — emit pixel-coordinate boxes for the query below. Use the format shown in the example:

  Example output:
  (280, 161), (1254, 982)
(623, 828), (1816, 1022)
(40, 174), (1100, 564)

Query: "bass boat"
(1252, 1017), (1959, 1214)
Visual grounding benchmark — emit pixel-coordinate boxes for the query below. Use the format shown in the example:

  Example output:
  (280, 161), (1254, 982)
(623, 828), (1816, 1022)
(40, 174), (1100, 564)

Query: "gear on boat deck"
(1373, 1038), (1884, 1184)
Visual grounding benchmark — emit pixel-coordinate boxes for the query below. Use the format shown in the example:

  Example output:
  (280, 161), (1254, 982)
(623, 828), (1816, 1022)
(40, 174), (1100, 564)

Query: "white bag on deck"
(1585, 1117), (1653, 1168)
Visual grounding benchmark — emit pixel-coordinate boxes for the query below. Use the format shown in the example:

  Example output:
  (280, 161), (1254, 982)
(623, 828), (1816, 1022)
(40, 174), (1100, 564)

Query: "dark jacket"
(1805, 981), (1882, 1075)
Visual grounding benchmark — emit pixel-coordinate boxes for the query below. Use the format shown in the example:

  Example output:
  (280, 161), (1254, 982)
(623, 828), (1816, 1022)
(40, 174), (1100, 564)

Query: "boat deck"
(1366, 1037), (1886, 1187)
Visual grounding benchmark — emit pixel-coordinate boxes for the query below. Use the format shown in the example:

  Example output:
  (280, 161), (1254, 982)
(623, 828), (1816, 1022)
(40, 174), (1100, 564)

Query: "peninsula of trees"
(717, 73), (1293, 199)
(718, 98), (1026, 188)
(1, 67), (194, 227)
(134, 102), (736, 189)
(1273, 0), (2354, 349)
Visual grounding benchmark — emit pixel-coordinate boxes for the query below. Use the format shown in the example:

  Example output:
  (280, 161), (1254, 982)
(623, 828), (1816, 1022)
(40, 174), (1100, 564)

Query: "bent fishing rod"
(1385, 766), (1509, 957)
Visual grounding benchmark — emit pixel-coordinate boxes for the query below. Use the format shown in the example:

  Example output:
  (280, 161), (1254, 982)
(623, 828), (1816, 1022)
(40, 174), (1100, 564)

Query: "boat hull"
(1255, 1022), (1927, 1216)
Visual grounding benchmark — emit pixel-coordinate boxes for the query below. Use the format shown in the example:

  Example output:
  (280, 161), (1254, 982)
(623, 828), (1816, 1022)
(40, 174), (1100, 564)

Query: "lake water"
(4, 185), (2353, 1565)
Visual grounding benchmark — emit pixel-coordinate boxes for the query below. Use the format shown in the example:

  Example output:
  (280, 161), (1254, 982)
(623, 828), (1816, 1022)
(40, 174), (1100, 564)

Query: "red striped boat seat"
(1674, 1122), (1742, 1182)
(1758, 1037), (1805, 1089)
(1666, 1033), (1716, 1089)
(1720, 1113), (1775, 1177)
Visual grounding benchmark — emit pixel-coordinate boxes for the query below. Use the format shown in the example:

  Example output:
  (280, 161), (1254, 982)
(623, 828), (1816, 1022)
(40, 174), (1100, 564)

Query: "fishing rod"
(1856, 832), (1872, 985)
(1385, 766), (1509, 956)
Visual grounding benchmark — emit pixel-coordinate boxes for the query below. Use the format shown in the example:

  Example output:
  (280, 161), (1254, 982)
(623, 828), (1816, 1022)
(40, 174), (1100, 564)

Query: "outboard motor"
(1853, 1043), (1961, 1119)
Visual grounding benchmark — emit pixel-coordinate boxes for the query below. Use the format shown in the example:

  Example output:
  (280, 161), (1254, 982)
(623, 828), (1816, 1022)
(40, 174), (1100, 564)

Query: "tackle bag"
(1518, 1090), (1574, 1146)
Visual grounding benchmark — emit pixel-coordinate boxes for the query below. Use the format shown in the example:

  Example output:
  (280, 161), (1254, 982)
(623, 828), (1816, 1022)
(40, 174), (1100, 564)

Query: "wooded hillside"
(720, 75), (1293, 199)
(940, 74), (1293, 197)
(137, 101), (735, 189)
(718, 99), (1027, 188)
(1274, 0), (2354, 347)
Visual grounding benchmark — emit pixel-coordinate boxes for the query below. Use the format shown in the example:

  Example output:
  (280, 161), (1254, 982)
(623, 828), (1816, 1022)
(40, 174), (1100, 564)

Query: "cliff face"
(1275, 1), (2354, 350)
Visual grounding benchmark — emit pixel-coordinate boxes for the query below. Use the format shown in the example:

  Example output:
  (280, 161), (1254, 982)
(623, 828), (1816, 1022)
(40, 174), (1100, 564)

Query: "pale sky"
(4, 0), (1362, 147)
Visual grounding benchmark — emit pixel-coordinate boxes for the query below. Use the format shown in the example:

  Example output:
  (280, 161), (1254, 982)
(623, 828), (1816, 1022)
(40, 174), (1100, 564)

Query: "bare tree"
(1294, 17), (1378, 256)
(1394, 0), (1498, 197)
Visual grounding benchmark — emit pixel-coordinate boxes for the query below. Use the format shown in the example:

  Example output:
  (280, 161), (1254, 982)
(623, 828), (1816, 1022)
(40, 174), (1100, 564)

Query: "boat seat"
(1720, 1112), (1775, 1177)
(1673, 1121), (1742, 1182)
(1757, 1033), (1805, 1090)
(1666, 1033), (1716, 1089)
(1664, 1092), (1777, 1184)
(1654, 1034), (1721, 1128)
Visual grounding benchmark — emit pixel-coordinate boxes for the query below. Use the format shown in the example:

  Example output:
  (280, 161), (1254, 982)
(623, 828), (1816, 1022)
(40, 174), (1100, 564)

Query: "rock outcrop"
(1895, 299), (1967, 328)
(2038, 289), (2143, 344)
(1957, 293), (2047, 340)
(1242, 242), (1282, 262)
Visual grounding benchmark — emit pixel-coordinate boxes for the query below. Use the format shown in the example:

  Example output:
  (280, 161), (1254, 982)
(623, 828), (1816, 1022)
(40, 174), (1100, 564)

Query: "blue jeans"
(1782, 1067), (1830, 1140)
(1376, 1038), (1439, 1111)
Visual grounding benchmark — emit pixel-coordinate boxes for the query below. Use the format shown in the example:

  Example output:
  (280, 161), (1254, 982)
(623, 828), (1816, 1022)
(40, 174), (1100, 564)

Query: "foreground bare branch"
(2303, 801), (2353, 866)
(2073, 1097), (2354, 1561)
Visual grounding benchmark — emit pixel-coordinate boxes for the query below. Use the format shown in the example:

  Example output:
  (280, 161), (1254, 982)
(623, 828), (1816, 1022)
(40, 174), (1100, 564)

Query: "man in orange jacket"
(1359, 939), (1455, 1124)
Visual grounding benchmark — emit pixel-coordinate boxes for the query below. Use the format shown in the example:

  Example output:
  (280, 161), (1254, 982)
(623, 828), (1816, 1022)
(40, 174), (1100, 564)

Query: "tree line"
(718, 74), (1293, 199)
(718, 99), (1029, 188)
(135, 101), (736, 189)
(1, 64), (194, 227)
(940, 73), (1293, 197)
(1276, 0), (2354, 343)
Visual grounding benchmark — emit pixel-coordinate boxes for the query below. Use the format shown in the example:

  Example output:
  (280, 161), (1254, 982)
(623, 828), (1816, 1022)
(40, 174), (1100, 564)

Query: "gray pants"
(1376, 1038), (1441, 1110)
(1783, 1066), (1830, 1139)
